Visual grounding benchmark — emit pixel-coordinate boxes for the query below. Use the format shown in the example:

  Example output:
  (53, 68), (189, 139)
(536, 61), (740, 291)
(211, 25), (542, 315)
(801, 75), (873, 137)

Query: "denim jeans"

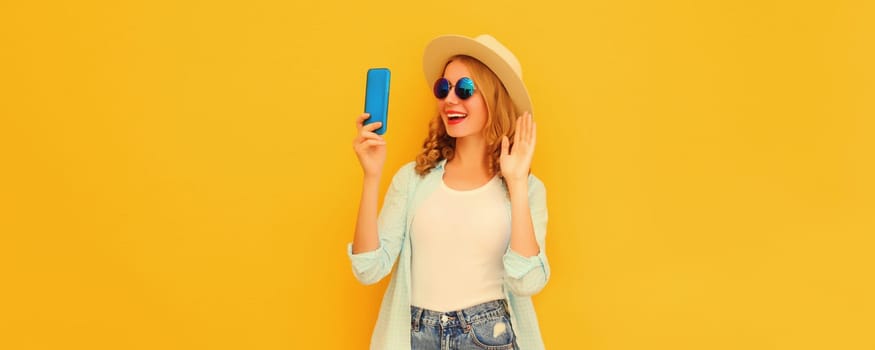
(410, 299), (519, 350)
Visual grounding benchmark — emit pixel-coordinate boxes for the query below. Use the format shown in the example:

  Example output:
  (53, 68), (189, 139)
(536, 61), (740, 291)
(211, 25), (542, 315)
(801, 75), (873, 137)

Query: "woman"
(348, 34), (550, 350)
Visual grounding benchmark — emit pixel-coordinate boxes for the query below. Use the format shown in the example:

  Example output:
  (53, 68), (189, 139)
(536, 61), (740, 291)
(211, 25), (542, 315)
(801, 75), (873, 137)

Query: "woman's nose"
(444, 89), (460, 104)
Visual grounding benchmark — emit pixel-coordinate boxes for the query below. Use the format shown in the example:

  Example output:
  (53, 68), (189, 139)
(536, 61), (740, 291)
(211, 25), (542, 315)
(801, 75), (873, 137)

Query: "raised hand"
(500, 112), (536, 185)
(352, 113), (387, 178)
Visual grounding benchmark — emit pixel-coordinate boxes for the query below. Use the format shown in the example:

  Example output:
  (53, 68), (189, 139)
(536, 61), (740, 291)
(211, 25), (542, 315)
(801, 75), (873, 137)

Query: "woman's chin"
(446, 129), (465, 138)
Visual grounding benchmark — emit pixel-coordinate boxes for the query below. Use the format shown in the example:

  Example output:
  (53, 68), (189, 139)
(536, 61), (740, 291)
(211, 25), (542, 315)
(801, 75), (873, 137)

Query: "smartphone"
(364, 68), (390, 135)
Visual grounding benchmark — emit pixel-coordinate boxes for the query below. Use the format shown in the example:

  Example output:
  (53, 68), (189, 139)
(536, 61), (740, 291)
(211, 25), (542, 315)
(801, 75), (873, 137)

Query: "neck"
(449, 134), (490, 173)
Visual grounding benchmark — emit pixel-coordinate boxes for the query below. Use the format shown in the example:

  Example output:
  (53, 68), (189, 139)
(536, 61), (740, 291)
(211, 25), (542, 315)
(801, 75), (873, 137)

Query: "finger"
(521, 112), (529, 143)
(526, 112), (533, 143)
(513, 115), (522, 145)
(354, 138), (385, 152)
(359, 139), (387, 148)
(359, 129), (385, 142)
(363, 121), (383, 132)
(356, 113), (370, 129)
(531, 121), (537, 147)
(501, 135), (509, 156)
(520, 113), (528, 145)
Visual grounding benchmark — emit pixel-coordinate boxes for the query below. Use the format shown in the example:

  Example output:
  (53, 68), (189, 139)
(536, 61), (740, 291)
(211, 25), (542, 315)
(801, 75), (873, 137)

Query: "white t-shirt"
(410, 175), (511, 312)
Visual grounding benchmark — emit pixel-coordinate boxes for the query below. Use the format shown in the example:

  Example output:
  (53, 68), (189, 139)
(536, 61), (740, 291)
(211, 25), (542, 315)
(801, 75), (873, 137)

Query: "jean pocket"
(467, 315), (515, 350)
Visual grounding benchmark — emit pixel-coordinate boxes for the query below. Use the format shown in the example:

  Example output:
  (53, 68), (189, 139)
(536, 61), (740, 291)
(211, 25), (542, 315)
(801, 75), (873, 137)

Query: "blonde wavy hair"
(414, 55), (520, 177)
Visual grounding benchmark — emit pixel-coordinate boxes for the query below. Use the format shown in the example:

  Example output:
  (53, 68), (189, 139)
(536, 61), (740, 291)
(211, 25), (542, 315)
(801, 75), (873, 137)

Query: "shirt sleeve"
(503, 175), (550, 296)
(346, 162), (416, 285)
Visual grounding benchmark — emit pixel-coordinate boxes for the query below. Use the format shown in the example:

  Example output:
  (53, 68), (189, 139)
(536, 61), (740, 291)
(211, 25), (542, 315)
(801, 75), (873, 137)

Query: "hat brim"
(423, 35), (533, 115)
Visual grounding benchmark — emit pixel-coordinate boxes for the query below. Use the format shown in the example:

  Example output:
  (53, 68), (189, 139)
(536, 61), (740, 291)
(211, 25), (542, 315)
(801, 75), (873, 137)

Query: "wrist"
(505, 177), (528, 195)
(504, 175), (528, 187)
(363, 173), (382, 185)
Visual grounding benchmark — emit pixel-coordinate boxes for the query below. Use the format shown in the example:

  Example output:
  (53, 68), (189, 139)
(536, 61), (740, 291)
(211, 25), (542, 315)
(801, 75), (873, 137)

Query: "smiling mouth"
(447, 113), (467, 125)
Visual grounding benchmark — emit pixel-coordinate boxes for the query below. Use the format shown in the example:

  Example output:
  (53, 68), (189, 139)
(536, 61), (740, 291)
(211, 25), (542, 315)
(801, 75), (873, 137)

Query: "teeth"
(448, 113), (467, 119)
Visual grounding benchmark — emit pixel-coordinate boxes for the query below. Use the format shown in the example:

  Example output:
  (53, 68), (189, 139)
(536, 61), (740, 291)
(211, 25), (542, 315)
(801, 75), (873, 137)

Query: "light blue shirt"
(347, 159), (550, 350)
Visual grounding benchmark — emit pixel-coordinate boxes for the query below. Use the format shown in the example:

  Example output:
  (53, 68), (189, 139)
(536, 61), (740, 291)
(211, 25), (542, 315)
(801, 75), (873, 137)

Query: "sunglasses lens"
(456, 77), (475, 99)
(433, 78), (450, 99)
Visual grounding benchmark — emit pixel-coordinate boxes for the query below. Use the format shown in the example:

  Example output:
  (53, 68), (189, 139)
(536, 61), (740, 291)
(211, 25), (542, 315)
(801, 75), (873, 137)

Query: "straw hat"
(423, 34), (533, 114)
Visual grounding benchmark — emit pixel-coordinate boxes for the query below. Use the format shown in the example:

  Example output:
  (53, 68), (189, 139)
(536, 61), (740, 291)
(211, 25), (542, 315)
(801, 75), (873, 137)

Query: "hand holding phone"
(364, 68), (390, 135)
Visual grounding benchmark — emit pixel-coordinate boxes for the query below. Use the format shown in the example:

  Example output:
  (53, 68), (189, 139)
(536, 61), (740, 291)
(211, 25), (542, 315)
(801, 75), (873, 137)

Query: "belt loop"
(457, 308), (471, 333)
(412, 307), (424, 332)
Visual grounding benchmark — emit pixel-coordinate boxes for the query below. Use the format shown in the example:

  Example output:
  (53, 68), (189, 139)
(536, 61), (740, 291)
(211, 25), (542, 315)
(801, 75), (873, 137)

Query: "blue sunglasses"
(433, 77), (476, 100)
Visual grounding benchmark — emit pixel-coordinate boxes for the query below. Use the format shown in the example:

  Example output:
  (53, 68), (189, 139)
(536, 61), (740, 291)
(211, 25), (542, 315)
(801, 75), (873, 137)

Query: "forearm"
(507, 179), (540, 257)
(352, 175), (381, 254)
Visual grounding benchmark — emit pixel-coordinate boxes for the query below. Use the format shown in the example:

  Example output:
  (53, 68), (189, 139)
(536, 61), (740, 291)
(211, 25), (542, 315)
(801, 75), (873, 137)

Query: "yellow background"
(1, 0), (873, 349)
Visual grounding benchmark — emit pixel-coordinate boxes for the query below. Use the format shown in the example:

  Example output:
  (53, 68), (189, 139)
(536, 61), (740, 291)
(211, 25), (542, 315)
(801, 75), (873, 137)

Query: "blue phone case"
(364, 68), (390, 135)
